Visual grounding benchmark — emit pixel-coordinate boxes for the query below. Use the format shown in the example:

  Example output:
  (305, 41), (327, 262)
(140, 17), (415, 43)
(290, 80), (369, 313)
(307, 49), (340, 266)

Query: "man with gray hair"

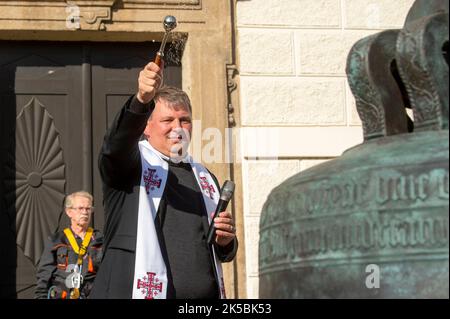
(35, 191), (103, 299)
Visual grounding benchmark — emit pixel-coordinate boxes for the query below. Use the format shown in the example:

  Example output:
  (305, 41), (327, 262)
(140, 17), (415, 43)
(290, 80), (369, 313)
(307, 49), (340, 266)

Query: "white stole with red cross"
(132, 140), (226, 299)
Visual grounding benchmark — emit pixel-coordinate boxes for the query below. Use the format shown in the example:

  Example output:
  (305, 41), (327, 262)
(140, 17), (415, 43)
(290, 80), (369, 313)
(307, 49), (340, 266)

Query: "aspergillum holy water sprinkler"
(154, 15), (177, 67)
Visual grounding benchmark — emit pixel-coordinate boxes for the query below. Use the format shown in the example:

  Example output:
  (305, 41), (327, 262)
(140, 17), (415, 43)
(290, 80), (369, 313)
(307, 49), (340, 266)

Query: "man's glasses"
(70, 206), (94, 213)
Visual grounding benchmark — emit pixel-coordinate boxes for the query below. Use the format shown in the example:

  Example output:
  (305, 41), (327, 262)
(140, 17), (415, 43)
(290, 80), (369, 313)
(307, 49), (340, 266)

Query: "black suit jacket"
(90, 96), (237, 298)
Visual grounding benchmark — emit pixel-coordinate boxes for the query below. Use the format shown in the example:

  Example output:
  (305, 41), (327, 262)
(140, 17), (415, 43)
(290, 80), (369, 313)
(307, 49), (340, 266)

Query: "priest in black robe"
(90, 61), (238, 299)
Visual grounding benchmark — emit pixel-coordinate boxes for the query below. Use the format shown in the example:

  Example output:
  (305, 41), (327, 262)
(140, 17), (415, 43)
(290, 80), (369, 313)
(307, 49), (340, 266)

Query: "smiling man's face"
(144, 98), (192, 158)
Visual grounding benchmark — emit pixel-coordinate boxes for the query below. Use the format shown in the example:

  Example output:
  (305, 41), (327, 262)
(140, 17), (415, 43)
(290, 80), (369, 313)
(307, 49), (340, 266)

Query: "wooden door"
(0, 41), (181, 298)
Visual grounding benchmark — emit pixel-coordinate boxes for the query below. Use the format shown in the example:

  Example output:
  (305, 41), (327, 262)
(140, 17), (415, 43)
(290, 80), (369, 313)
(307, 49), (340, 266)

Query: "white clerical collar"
(140, 140), (190, 164)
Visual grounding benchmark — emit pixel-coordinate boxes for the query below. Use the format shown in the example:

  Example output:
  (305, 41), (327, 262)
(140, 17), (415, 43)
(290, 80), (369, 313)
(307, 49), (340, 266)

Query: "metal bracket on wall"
(226, 64), (238, 127)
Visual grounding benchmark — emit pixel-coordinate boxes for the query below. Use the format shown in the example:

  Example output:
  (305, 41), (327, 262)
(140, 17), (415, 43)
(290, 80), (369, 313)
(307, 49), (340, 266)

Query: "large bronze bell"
(259, 0), (449, 298)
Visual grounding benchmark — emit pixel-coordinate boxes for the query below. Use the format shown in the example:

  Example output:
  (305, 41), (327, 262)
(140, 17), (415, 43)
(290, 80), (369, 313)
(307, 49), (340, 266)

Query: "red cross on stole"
(143, 168), (162, 194)
(199, 176), (215, 200)
(137, 272), (163, 299)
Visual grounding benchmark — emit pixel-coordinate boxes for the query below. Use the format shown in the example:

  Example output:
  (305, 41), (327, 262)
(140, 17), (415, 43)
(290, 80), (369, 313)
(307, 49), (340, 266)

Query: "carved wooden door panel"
(0, 42), (84, 298)
(0, 41), (181, 298)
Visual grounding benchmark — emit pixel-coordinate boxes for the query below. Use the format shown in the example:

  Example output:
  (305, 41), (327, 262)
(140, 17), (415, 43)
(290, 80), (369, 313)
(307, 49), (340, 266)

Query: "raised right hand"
(136, 61), (164, 104)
